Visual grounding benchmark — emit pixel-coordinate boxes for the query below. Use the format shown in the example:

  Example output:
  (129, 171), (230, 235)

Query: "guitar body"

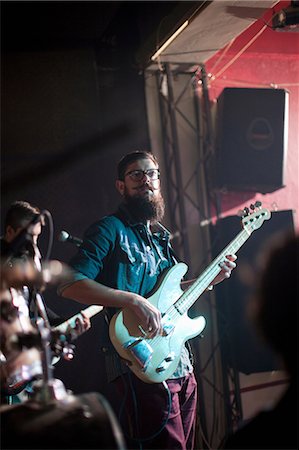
(109, 263), (206, 383)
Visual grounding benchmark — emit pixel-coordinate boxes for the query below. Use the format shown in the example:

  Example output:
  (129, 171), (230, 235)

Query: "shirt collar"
(117, 203), (170, 238)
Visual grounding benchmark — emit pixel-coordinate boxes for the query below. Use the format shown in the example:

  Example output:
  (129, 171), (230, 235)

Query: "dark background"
(1, 1), (197, 394)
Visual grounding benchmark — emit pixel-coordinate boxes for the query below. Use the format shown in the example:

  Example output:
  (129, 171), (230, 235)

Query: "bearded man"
(60, 151), (237, 449)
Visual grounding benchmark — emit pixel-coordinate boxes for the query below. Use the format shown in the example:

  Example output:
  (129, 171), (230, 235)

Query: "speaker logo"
(246, 117), (274, 150)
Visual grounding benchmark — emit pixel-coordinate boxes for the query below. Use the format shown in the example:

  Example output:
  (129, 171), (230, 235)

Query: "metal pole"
(164, 63), (191, 264)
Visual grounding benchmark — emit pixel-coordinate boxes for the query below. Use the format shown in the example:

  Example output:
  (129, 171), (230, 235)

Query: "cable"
(137, 380), (172, 443)
(127, 373), (142, 448)
(208, 6), (278, 83)
(119, 375), (172, 446)
(208, 37), (237, 75)
(42, 209), (54, 261)
(208, 4), (286, 85)
(209, 24), (267, 84)
(117, 374), (130, 432)
(209, 77), (299, 89)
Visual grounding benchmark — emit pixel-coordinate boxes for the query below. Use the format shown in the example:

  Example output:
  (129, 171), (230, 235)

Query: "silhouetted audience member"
(223, 232), (298, 449)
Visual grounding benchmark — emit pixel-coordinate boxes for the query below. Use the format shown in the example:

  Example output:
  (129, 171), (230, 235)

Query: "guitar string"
(175, 229), (250, 313)
(149, 227), (252, 350)
(177, 209), (269, 313)
(159, 211), (268, 320)
(124, 211), (268, 374)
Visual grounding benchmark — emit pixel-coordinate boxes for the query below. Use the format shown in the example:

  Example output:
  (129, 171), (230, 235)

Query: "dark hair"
(117, 151), (159, 181)
(4, 201), (40, 231)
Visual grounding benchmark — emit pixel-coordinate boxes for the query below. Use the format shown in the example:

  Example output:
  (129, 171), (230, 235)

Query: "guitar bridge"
(123, 339), (153, 371)
(161, 314), (174, 336)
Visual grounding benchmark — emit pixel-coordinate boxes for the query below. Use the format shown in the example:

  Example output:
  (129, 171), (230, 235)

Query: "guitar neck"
(176, 227), (251, 314)
(53, 305), (103, 333)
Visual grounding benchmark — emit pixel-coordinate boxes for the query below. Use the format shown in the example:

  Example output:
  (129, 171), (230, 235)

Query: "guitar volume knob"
(165, 352), (175, 362)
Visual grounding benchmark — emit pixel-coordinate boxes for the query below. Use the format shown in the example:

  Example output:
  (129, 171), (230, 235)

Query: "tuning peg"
(250, 204), (256, 211)
(255, 201), (262, 208)
(237, 207), (250, 218)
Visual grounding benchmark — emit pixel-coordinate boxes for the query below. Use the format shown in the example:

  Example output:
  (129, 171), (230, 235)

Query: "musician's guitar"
(2, 305), (103, 396)
(109, 207), (271, 383)
(51, 305), (103, 364)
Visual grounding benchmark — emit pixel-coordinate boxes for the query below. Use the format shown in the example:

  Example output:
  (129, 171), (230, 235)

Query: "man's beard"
(124, 190), (165, 223)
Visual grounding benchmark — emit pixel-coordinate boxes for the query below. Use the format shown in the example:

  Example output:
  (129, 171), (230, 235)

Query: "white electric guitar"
(52, 305), (103, 364)
(109, 206), (271, 383)
(2, 305), (103, 395)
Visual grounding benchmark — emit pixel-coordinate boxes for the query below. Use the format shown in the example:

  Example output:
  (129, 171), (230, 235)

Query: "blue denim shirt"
(66, 204), (193, 381)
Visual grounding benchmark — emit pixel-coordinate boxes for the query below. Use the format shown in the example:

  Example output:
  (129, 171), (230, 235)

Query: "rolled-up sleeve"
(57, 269), (89, 296)
(57, 216), (117, 295)
(72, 218), (116, 275)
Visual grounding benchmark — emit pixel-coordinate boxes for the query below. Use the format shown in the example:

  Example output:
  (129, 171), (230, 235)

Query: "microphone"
(58, 230), (83, 247)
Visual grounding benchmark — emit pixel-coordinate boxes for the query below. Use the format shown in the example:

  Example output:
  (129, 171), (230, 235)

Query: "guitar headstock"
(240, 202), (271, 233)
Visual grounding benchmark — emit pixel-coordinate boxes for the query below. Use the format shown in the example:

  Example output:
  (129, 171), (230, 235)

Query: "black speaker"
(211, 209), (295, 374)
(215, 88), (288, 193)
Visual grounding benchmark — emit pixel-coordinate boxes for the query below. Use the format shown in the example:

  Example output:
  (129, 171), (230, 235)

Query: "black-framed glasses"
(124, 169), (160, 182)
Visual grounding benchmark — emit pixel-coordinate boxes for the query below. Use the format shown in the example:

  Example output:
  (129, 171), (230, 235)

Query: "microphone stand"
(31, 312), (71, 405)
(26, 241), (72, 405)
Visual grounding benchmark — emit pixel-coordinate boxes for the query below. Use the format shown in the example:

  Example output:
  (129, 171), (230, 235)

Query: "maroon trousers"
(112, 372), (197, 450)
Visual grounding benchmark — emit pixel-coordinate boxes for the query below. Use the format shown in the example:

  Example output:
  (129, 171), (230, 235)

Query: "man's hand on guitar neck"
(74, 311), (91, 335)
(64, 310), (91, 340)
(211, 254), (237, 287)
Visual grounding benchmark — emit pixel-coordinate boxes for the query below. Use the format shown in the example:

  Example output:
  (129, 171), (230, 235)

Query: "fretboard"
(175, 227), (251, 315)
(53, 305), (103, 333)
